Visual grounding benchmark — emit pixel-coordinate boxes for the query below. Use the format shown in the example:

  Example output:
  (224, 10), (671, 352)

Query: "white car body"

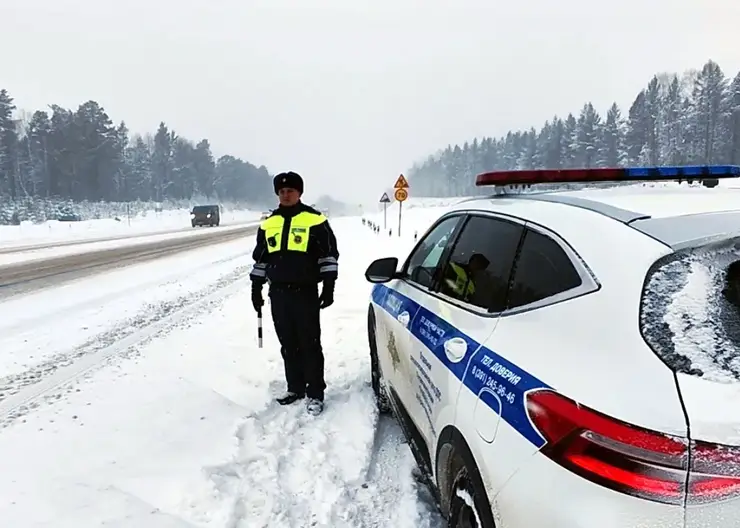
(367, 182), (740, 527)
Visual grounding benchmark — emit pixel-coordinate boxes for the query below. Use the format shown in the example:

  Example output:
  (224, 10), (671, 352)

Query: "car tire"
(367, 306), (391, 414)
(447, 456), (495, 528)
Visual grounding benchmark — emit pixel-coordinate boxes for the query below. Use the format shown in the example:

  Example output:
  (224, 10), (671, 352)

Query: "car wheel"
(367, 306), (391, 414)
(447, 458), (495, 528)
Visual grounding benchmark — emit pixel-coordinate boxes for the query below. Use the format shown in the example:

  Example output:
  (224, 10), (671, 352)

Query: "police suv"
(364, 165), (740, 528)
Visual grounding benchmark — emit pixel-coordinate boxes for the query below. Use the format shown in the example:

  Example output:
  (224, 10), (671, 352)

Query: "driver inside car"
(442, 253), (490, 302)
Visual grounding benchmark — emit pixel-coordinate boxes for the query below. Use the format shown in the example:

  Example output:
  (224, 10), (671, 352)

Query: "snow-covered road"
(0, 209), (448, 527)
(0, 222), (260, 267)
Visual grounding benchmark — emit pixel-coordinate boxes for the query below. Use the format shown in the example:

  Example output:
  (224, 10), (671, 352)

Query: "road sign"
(379, 192), (391, 229)
(394, 188), (408, 202)
(394, 174), (409, 189)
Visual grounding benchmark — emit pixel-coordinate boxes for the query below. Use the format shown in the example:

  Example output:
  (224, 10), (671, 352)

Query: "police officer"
(443, 253), (489, 301)
(250, 171), (339, 416)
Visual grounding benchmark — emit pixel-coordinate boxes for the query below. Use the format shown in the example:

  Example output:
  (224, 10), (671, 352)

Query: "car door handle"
(397, 311), (410, 327)
(443, 337), (468, 363)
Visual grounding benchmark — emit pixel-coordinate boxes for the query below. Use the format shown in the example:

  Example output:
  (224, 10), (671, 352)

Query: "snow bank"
(370, 196), (473, 214)
(363, 202), (453, 245)
(0, 207), (261, 248)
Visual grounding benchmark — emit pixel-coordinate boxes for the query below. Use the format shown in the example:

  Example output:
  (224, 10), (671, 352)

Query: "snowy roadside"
(0, 211), (448, 527)
(170, 216), (444, 527)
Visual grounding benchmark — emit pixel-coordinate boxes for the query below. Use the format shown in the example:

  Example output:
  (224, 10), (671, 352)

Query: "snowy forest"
(0, 90), (273, 224)
(407, 60), (740, 196)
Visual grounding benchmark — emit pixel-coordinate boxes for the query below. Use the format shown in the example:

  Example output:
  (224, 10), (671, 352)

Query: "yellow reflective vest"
(444, 262), (475, 298)
(261, 211), (327, 253)
(250, 206), (339, 286)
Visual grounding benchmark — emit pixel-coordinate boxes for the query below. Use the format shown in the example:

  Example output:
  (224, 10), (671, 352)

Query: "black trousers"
(269, 284), (326, 400)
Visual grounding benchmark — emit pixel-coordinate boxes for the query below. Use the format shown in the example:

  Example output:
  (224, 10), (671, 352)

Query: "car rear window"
(640, 238), (740, 382)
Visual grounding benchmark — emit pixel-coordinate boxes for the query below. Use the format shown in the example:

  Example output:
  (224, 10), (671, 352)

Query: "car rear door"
(459, 222), (602, 497)
(393, 212), (526, 467)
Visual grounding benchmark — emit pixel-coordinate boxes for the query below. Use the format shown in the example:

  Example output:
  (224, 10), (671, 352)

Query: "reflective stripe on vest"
(260, 211), (327, 253)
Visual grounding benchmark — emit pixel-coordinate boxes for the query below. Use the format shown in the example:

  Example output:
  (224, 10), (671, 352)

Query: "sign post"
(393, 174), (409, 236)
(379, 192), (391, 229)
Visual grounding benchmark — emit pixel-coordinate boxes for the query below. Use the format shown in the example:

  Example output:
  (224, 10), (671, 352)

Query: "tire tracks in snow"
(0, 265), (253, 428)
(350, 415), (442, 527)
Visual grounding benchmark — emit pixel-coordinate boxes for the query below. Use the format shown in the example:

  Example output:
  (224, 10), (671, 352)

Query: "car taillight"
(526, 389), (740, 505)
(689, 440), (740, 503)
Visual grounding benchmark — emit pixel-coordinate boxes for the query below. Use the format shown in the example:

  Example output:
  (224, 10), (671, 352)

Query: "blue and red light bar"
(475, 165), (740, 186)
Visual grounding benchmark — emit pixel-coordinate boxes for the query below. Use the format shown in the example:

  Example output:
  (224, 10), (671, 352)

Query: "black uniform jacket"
(250, 202), (339, 288)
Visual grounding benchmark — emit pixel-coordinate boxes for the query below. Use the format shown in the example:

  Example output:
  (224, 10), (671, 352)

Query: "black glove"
(252, 282), (264, 312)
(319, 281), (335, 309)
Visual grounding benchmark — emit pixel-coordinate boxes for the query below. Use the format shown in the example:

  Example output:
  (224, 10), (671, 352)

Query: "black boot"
(276, 391), (305, 405)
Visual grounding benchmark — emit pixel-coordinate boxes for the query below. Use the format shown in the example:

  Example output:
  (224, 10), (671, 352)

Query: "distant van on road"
(191, 205), (220, 227)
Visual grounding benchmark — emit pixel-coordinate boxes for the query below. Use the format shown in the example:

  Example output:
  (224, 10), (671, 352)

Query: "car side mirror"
(365, 257), (399, 283)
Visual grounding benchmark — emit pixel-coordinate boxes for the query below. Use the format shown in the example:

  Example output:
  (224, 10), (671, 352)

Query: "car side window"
(438, 215), (523, 311)
(405, 216), (461, 289)
(507, 228), (583, 309)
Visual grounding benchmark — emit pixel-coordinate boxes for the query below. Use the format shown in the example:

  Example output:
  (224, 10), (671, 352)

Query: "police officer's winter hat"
(273, 171), (304, 195)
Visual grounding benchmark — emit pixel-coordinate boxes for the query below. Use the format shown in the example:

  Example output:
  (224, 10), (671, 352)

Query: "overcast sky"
(1, 0), (739, 204)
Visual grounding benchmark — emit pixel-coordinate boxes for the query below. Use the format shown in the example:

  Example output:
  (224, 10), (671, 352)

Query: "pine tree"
(575, 103), (601, 168)
(691, 60), (729, 163)
(599, 103), (625, 167)
(728, 72), (740, 164)
(0, 89), (19, 199)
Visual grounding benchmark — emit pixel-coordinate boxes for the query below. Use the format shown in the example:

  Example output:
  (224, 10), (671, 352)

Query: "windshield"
(192, 206), (217, 213)
(641, 237), (740, 382)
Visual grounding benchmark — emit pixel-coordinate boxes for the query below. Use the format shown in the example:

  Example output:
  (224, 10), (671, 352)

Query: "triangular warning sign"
(394, 174), (409, 189)
(379, 192), (391, 203)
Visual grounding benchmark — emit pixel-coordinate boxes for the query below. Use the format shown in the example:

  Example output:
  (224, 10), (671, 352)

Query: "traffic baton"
(257, 308), (263, 348)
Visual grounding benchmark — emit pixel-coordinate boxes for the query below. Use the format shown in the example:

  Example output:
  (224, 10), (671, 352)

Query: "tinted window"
(405, 216), (461, 289)
(438, 216), (523, 311)
(507, 228), (582, 309)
